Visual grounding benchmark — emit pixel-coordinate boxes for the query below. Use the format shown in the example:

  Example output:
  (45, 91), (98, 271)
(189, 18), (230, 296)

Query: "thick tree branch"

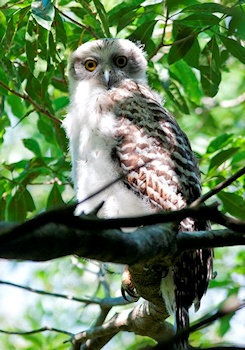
(71, 301), (173, 349)
(0, 204), (244, 263)
(0, 221), (178, 263)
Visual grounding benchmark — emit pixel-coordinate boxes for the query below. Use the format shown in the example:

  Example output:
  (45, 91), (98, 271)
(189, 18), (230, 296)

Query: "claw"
(121, 285), (140, 302)
(121, 266), (140, 302)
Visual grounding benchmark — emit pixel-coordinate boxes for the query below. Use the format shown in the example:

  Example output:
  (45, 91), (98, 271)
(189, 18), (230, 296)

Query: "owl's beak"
(104, 70), (110, 84)
(103, 69), (113, 89)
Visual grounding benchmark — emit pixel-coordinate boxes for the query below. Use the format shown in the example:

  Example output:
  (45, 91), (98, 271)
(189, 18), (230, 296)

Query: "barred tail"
(175, 302), (190, 350)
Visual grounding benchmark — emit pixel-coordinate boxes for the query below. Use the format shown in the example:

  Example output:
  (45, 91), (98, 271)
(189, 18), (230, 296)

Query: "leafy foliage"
(0, 0), (244, 349)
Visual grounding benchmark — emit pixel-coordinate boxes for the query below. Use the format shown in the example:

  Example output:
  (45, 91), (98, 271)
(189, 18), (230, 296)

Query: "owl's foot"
(121, 267), (140, 302)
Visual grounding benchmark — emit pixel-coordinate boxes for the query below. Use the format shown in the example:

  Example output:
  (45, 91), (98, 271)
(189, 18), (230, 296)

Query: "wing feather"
(112, 81), (213, 331)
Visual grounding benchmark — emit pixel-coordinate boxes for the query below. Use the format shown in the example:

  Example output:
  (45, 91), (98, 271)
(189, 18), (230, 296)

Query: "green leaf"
(7, 191), (27, 222)
(206, 133), (234, 154)
(128, 20), (157, 44)
(199, 36), (221, 97)
(25, 74), (50, 104)
(83, 15), (104, 38)
(23, 188), (36, 212)
(46, 183), (64, 209)
(0, 114), (10, 145)
(37, 115), (55, 144)
(0, 7), (30, 57)
(25, 16), (49, 80)
(228, 7), (245, 38)
(49, 10), (67, 65)
(17, 157), (48, 186)
(166, 0), (199, 13)
(218, 192), (245, 220)
(219, 313), (233, 337)
(0, 65), (8, 89)
(165, 81), (189, 114)
(218, 35), (245, 64)
(177, 13), (221, 28)
(108, 0), (143, 28)
(117, 9), (138, 33)
(31, 0), (55, 31)
(93, 0), (111, 37)
(169, 59), (202, 104)
(2, 160), (27, 173)
(183, 3), (232, 15)
(23, 138), (42, 157)
(168, 26), (197, 65)
(184, 38), (200, 68)
(53, 122), (68, 154)
(0, 10), (6, 39)
(208, 148), (240, 172)
(53, 96), (69, 112)
(200, 65), (221, 97)
(7, 94), (24, 119)
(231, 150), (245, 167)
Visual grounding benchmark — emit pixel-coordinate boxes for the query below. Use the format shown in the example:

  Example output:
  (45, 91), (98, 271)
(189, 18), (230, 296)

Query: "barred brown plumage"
(113, 81), (213, 341)
(63, 38), (213, 349)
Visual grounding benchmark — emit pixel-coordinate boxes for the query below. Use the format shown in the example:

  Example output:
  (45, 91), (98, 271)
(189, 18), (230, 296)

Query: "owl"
(63, 38), (213, 345)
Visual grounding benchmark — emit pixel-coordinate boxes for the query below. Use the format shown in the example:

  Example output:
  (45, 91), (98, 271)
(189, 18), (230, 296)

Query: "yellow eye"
(84, 59), (97, 72)
(114, 56), (127, 68)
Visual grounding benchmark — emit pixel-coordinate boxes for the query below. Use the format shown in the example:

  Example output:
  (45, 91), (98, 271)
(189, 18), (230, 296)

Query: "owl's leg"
(121, 266), (140, 302)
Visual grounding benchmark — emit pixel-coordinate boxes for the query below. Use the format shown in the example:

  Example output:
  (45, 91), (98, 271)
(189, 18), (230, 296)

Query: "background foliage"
(0, 0), (244, 349)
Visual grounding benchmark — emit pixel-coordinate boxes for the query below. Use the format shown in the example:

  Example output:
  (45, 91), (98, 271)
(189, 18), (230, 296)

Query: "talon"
(121, 267), (140, 302)
(121, 285), (140, 302)
(121, 286), (131, 302)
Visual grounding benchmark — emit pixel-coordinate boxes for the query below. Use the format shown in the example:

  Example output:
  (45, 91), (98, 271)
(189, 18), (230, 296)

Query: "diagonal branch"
(0, 80), (61, 124)
(154, 296), (245, 350)
(71, 301), (174, 349)
(54, 5), (99, 39)
(191, 166), (245, 206)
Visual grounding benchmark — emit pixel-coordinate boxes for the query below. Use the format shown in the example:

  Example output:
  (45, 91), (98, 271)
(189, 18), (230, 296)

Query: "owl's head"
(69, 38), (147, 90)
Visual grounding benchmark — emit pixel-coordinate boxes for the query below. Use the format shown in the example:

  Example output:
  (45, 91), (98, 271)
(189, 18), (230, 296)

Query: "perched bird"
(63, 38), (213, 347)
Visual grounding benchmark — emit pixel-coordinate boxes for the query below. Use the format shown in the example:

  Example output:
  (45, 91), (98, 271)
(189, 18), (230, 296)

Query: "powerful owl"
(63, 38), (213, 344)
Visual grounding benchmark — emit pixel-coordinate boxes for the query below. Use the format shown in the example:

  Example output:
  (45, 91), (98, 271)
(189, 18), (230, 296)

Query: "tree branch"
(191, 166), (245, 206)
(0, 326), (72, 337)
(0, 280), (128, 308)
(71, 301), (173, 349)
(0, 204), (244, 263)
(154, 296), (245, 350)
(54, 5), (99, 39)
(0, 80), (61, 124)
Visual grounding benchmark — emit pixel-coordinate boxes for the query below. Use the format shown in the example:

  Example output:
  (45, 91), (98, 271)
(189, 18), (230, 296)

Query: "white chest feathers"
(63, 81), (153, 219)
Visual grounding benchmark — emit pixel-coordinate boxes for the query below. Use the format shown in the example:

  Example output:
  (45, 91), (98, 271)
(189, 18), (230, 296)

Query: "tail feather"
(175, 303), (190, 350)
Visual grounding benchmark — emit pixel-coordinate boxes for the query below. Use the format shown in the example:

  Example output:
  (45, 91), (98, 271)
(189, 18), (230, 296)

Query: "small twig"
(0, 326), (72, 337)
(158, 297), (245, 349)
(191, 166), (245, 206)
(0, 80), (61, 124)
(54, 5), (99, 39)
(148, 5), (169, 61)
(0, 280), (128, 307)
(220, 92), (245, 108)
(0, 0), (24, 9)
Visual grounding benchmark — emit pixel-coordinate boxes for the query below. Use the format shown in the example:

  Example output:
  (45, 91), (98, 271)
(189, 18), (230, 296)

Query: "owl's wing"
(114, 84), (213, 334)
